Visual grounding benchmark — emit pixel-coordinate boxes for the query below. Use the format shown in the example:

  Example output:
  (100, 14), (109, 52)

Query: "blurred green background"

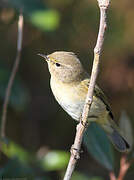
(0, 0), (134, 179)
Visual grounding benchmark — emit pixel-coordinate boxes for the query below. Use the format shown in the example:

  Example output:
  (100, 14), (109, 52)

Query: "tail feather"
(107, 129), (130, 152)
(101, 121), (130, 152)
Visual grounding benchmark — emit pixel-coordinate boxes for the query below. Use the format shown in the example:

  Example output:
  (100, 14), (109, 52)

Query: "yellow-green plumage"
(39, 51), (130, 152)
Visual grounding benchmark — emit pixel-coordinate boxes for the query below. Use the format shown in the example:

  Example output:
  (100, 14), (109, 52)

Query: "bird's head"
(38, 51), (86, 83)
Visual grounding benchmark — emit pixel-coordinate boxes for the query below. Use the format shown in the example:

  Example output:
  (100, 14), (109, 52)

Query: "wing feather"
(81, 79), (114, 120)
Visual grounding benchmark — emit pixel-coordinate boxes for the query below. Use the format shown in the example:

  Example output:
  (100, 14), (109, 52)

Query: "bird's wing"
(81, 78), (114, 120)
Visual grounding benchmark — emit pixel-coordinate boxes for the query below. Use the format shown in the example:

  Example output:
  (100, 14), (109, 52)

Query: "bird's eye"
(55, 63), (61, 67)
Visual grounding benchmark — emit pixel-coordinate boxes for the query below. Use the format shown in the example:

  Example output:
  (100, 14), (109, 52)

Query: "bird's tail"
(101, 120), (130, 152)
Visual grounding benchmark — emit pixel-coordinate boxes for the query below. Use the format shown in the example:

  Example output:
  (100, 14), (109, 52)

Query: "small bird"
(39, 51), (130, 152)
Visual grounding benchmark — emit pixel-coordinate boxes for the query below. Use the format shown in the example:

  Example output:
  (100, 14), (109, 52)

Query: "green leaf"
(0, 158), (34, 178)
(7, 0), (60, 31)
(119, 111), (133, 151)
(0, 148), (50, 179)
(88, 177), (104, 180)
(1, 138), (33, 164)
(71, 171), (104, 180)
(1, 138), (69, 173)
(29, 10), (60, 31)
(7, 0), (44, 14)
(0, 67), (30, 111)
(40, 150), (70, 171)
(83, 122), (114, 170)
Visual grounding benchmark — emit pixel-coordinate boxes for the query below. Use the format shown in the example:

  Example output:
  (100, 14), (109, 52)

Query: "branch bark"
(63, 0), (110, 179)
(1, 13), (24, 138)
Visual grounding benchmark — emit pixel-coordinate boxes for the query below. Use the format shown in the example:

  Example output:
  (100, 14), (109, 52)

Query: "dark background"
(0, 0), (134, 179)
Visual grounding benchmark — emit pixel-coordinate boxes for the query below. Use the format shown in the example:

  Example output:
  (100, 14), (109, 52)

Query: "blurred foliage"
(84, 123), (114, 171)
(1, 138), (33, 164)
(71, 172), (104, 180)
(1, 138), (69, 178)
(0, 159), (34, 178)
(0, 0), (134, 179)
(4, 0), (60, 31)
(119, 111), (133, 151)
(0, 66), (30, 111)
(29, 10), (60, 31)
(40, 150), (69, 171)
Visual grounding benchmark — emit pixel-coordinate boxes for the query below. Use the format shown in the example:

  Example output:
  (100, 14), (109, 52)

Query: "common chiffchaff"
(39, 51), (130, 152)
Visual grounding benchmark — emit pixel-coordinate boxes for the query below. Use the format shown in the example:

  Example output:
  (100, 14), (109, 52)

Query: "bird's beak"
(38, 53), (49, 61)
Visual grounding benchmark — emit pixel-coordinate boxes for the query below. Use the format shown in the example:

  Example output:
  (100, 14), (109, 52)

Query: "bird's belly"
(50, 78), (106, 122)
(55, 94), (106, 122)
(59, 99), (84, 121)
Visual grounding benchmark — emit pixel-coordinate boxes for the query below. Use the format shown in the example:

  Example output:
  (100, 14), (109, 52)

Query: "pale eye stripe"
(48, 56), (73, 69)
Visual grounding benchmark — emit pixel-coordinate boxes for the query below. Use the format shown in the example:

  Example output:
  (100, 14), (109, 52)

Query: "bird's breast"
(50, 77), (85, 121)
(50, 77), (107, 122)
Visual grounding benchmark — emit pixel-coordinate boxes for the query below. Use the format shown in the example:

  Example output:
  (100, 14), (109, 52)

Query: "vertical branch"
(1, 13), (24, 138)
(63, 0), (110, 180)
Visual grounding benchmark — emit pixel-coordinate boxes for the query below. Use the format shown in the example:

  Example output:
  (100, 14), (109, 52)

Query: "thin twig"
(109, 171), (117, 180)
(117, 154), (130, 180)
(1, 13), (24, 138)
(109, 154), (134, 180)
(63, 0), (110, 179)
